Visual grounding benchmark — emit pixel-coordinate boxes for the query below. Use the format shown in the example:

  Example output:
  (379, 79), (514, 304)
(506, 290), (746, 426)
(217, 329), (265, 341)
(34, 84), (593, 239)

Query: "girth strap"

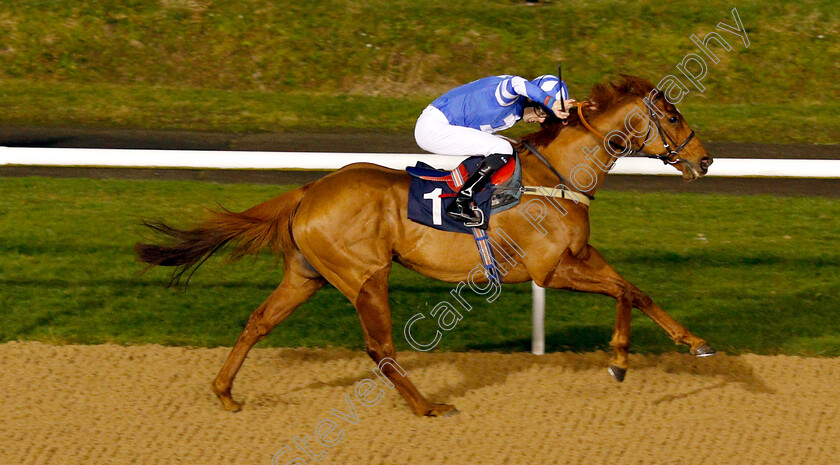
(521, 185), (591, 206)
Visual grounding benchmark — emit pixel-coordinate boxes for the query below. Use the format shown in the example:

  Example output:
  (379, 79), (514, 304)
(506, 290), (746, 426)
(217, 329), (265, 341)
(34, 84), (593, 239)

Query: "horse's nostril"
(700, 157), (713, 170)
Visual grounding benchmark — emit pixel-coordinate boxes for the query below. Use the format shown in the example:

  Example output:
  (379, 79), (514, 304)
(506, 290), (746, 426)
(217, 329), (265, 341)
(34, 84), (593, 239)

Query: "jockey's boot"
(446, 153), (512, 227)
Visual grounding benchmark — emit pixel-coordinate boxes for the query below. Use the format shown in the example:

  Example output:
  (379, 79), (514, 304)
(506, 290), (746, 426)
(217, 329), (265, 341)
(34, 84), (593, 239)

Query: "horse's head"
(521, 75), (714, 190)
(592, 75), (712, 181)
(629, 86), (713, 181)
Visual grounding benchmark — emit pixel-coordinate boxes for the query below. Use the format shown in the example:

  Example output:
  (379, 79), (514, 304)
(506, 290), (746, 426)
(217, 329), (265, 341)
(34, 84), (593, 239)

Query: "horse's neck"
(521, 101), (638, 196)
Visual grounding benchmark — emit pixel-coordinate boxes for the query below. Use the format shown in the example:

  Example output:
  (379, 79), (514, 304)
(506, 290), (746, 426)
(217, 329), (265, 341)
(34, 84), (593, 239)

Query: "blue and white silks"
(430, 75), (569, 133)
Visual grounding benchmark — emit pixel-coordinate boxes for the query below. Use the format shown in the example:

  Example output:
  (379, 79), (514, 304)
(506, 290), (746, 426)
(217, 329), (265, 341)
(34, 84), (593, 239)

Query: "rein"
(516, 90), (696, 208)
(576, 96), (695, 165)
(520, 140), (568, 187)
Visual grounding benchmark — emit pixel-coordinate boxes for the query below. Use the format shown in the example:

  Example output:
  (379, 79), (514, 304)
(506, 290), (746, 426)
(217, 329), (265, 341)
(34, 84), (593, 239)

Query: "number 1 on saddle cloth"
(406, 155), (523, 285)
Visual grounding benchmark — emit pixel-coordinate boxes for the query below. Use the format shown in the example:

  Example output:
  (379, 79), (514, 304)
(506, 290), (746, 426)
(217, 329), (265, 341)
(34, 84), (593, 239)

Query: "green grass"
(1, 176), (838, 356)
(2, 79), (839, 144)
(0, 0), (837, 143)
(0, 79), (428, 133)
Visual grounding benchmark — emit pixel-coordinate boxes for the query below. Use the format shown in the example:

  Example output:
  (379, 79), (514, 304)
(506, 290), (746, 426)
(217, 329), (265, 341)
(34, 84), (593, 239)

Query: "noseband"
(576, 92), (695, 165)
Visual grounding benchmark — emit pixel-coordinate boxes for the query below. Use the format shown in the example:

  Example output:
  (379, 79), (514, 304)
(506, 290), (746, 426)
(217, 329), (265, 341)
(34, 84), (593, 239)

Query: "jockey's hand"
(551, 99), (577, 119)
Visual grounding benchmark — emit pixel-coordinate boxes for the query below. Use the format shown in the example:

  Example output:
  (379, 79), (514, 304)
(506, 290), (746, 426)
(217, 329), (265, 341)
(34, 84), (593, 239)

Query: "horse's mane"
(521, 74), (674, 147)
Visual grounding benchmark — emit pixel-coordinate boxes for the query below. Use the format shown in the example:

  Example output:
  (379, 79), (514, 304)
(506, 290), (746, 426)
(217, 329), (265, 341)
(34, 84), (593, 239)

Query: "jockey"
(414, 74), (574, 225)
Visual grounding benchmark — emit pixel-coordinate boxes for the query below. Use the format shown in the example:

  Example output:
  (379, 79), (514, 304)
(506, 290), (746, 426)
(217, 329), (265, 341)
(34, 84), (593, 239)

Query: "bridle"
(576, 91), (695, 165)
(519, 90), (695, 203)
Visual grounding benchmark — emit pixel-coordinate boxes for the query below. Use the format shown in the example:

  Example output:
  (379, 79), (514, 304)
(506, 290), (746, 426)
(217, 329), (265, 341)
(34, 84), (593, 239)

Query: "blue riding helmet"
(531, 75), (569, 102)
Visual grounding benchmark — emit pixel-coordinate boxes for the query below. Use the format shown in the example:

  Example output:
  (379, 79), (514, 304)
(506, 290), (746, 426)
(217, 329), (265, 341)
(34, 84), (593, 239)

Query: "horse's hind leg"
(354, 266), (457, 417)
(211, 266), (326, 411)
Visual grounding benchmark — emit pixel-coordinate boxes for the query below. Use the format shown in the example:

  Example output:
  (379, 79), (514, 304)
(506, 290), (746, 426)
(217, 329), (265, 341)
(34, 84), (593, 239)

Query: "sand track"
(2, 342), (838, 465)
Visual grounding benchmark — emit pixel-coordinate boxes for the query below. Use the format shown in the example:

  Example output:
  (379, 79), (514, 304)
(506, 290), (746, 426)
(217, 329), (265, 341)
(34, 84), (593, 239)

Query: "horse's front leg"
(608, 291), (632, 381)
(540, 245), (715, 381)
(631, 292), (717, 357)
(539, 247), (636, 380)
(578, 246), (716, 362)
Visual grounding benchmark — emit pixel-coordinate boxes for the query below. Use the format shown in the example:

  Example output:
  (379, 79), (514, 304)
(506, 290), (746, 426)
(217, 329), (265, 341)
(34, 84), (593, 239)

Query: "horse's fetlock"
(210, 379), (229, 397)
(610, 335), (629, 349)
(365, 346), (384, 361)
(636, 294), (653, 308)
(254, 324), (272, 338)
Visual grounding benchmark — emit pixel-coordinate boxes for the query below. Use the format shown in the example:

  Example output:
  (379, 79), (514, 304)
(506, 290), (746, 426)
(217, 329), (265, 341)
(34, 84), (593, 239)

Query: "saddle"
(406, 155), (523, 234)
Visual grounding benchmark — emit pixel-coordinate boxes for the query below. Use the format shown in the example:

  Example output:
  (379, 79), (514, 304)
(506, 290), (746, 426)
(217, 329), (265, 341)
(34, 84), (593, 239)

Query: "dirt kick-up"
(135, 75), (716, 417)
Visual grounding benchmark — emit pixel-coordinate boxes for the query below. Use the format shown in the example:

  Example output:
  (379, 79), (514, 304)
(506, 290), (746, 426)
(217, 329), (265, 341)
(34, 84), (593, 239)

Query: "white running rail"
(4, 146), (837, 355)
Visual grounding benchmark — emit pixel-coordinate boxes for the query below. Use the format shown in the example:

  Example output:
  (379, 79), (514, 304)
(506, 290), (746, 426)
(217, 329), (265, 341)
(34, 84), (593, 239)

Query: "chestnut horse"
(136, 75), (716, 417)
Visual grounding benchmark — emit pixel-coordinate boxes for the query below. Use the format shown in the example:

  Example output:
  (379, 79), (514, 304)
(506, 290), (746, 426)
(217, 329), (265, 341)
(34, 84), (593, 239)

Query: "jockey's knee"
(481, 153), (513, 170)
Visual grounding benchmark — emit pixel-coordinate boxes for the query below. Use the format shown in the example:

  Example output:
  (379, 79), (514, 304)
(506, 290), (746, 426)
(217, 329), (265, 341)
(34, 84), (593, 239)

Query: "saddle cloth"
(406, 155), (523, 234)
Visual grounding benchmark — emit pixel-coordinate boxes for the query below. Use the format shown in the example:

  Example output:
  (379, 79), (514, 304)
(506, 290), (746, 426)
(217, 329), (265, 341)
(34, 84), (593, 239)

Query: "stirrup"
(446, 196), (485, 225)
(462, 204), (485, 228)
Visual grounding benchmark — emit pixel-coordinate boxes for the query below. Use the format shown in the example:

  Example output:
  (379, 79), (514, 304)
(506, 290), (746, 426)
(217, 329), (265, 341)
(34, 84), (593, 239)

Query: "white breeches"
(414, 105), (514, 157)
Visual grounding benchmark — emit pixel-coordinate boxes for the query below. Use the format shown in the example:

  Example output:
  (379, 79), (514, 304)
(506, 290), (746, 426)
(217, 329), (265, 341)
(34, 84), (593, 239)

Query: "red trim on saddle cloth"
(417, 174), (452, 182)
(450, 164), (469, 190)
(417, 173), (461, 192)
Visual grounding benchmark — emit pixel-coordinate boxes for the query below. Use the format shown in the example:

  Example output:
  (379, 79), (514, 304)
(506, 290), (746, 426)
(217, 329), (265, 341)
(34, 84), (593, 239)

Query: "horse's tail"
(134, 186), (308, 287)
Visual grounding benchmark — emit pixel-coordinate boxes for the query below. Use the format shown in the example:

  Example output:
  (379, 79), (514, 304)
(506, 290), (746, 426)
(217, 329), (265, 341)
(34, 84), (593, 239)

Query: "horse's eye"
(669, 116), (679, 124)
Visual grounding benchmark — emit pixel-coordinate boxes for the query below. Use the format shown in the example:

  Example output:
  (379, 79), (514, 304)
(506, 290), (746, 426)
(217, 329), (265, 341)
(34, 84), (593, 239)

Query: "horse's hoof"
(220, 398), (243, 412)
(608, 365), (627, 382)
(215, 392), (243, 412)
(444, 408), (461, 418)
(692, 344), (717, 357)
(211, 383), (242, 412)
(425, 403), (458, 417)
